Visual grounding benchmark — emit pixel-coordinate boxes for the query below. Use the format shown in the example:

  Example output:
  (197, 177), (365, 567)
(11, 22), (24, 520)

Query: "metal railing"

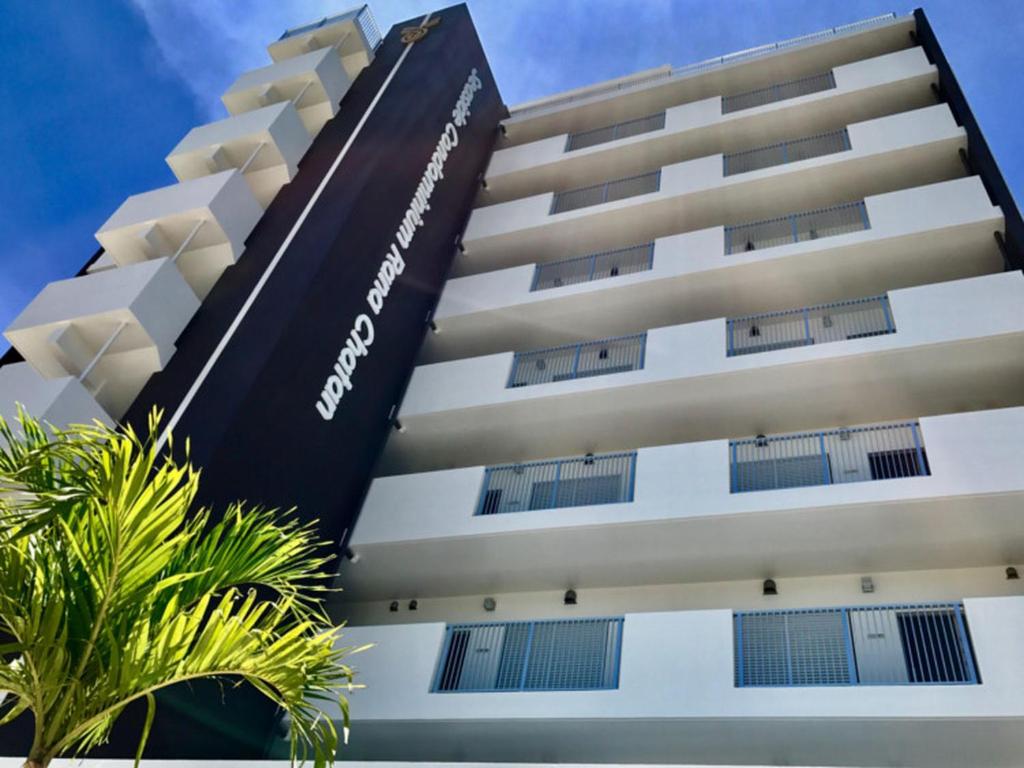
(477, 451), (637, 516)
(722, 70), (837, 114)
(531, 242), (655, 291)
(566, 112), (667, 152)
(724, 201), (869, 254)
(278, 5), (381, 49)
(355, 6), (383, 49)
(723, 128), (851, 176)
(735, 603), (978, 687)
(433, 617), (624, 692)
(508, 333), (646, 387)
(730, 421), (929, 493)
(510, 14), (897, 118)
(726, 295), (894, 356)
(550, 170), (661, 214)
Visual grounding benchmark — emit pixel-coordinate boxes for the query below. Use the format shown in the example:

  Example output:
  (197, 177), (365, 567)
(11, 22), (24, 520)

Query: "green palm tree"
(0, 408), (367, 768)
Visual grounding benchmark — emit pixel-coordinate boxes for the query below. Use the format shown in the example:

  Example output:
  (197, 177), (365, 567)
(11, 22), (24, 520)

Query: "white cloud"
(127, 1), (435, 120)
(127, 1), (335, 119)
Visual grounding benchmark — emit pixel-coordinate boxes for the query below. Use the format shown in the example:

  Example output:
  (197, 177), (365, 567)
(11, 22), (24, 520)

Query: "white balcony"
(222, 46), (352, 137)
(386, 271), (1024, 475)
(267, 5), (377, 82)
(0, 362), (111, 427)
(429, 177), (1003, 362)
(166, 103), (312, 208)
(501, 15), (914, 145)
(462, 104), (966, 273)
(337, 597), (1024, 767)
(3, 259), (199, 419)
(95, 170), (263, 299)
(350, 406), (1024, 597)
(485, 48), (937, 204)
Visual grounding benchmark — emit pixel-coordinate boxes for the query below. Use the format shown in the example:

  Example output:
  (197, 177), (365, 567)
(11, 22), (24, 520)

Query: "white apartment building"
(1, 5), (1022, 768)
(332, 10), (1024, 768)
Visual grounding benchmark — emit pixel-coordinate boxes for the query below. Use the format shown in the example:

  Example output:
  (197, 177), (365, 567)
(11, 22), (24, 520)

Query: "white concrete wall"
(166, 102), (312, 207)
(464, 103), (963, 257)
(407, 271), (1024, 418)
(167, 102), (310, 177)
(222, 46), (350, 136)
(339, 566), (1024, 627)
(3, 258), (199, 417)
(0, 362), (111, 427)
(354, 405), (1024, 548)
(338, 596), (1024, 722)
(832, 46), (929, 91)
(5, 258), (198, 376)
(438, 176), (999, 323)
(96, 170), (263, 298)
(487, 48), (934, 183)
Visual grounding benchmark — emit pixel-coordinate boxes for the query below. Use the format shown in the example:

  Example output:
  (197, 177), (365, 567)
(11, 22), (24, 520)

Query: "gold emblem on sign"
(400, 17), (440, 44)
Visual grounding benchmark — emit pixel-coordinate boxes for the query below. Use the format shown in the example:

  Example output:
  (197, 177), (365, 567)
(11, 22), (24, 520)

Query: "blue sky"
(1, 1), (1021, 333)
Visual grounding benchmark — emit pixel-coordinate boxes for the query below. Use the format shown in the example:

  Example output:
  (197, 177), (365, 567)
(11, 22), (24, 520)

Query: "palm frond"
(0, 408), (364, 768)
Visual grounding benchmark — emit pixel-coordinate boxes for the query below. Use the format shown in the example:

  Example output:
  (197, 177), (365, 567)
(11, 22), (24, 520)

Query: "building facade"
(2, 5), (1024, 768)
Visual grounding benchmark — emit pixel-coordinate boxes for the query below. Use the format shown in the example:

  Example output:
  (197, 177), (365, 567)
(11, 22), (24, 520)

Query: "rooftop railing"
(531, 242), (655, 291)
(724, 200), (869, 255)
(510, 14), (897, 119)
(726, 294), (894, 357)
(722, 70), (837, 114)
(565, 112), (667, 152)
(278, 5), (382, 49)
(476, 451), (637, 516)
(723, 128), (851, 176)
(730, 421), (929, 493)
(735, 602), (978, 687)
(550, 170), (661, 215)
(508, 333), (646, 388)
(433, 617), (624, 692)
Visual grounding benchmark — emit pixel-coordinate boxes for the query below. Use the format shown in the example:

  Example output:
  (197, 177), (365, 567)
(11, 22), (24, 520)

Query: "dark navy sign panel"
(1, 5), (501, 761)
(126, 3), (502, 543)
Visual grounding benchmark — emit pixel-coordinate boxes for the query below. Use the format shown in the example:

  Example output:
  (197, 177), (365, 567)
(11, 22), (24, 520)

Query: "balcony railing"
(510, 14), (897, 118)
(508, 333), (647, 387)
(531, 242), (655, 291)
(724, 200), (869, 254)
(735, 603), (978, 687)
(565, 112), (667, 152)
(726, 294), (894, 356)
(730, 421), (929, 493)
(476, 451), (637, 516)
(723, 128), (851, 176)
(432, 617), (624, 692)
(722, 70), (837, 114)
(550, 170), (661, 214)
(278, 5), (381, 48)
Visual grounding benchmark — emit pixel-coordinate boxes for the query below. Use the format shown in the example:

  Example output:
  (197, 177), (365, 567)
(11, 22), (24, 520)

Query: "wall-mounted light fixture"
(1007, 566), (1020, 580)
(762, 579), (778, 596)
(389, 601), (399, 612)
(563, 589), (578, 606)
(408, 599), (418, 611)
(861, 576), (874, 593)
(483, 597), (496, 612)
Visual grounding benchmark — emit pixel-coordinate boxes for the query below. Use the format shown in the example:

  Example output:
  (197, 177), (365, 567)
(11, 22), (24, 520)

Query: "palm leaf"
(0, 408), (365, 768)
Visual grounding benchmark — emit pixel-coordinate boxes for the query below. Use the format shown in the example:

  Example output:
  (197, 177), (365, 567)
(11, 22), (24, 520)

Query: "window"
(867, 448), (928, 480)
(733, 454), (829, 492)
(528, 473), (628, 510)
(897, 609), (973, 683)
(478, 488), (503, 515)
